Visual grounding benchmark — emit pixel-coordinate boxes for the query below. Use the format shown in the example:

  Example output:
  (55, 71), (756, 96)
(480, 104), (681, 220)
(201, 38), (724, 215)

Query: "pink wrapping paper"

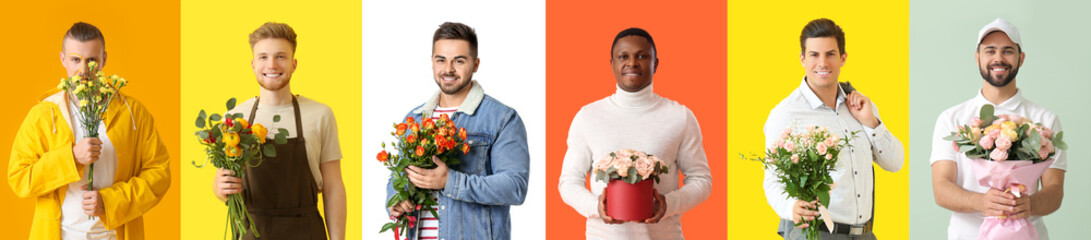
(969, 158), (1054, 240)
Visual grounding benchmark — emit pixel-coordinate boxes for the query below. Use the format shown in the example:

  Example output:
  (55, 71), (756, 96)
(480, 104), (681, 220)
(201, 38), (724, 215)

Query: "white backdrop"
(361, 0), (546, 238)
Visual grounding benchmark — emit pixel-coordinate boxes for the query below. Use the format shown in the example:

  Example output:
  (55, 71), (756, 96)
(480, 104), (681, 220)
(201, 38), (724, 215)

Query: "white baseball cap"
(977, 18), (1021, 48)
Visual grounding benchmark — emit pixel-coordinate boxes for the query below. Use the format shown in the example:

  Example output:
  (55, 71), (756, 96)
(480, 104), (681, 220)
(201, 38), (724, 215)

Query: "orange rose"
(445, 137), (456, 149)
(439, 113), (450, 123)
(415, 145), (425, 157)
(461, 143), (470, 154)
(234, 118), (249, 129)
(225, 145), (242, 157)
(251, 123), (268, 144)
(436, 138), (446, 153)
(223, 132), (241, 147)
(396, 123), (408, 136)
(377, 150), (389, 162)
(422, 118), (435, 130)
(406, 116), (416, 125)
(436, 127), (447, 137)
(458, 128), (467, 140)
(407, 134), (417, 144)
(446, 121), (454, 129)
(410, 123), (420, 133)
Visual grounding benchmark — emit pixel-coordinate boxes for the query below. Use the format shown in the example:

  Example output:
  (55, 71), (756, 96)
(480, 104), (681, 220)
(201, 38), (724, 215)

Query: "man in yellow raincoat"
(7, 22), (171, 240)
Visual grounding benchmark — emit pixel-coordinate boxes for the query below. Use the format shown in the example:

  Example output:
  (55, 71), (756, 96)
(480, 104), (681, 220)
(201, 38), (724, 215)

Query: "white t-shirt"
(229, 95), (343, 189)
(930, 90), (1065, 240)
(61, 99), (118, 240)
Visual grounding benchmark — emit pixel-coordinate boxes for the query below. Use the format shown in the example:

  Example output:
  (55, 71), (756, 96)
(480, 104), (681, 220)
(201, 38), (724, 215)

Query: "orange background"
(545, 0), (727, 238)
(0, 1), (181, 238)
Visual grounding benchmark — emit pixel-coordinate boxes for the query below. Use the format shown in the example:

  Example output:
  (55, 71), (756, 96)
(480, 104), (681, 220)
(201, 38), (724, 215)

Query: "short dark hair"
(433, 22), (478, 58)
(249, 22), (298, 53)
(799, 18), (845, 54)
(611, 27), (656, 57)
(62, 22), (105, 50)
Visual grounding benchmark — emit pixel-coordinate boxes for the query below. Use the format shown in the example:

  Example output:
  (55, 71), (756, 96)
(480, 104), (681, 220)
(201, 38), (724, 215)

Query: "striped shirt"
(418, 106), (456, 239)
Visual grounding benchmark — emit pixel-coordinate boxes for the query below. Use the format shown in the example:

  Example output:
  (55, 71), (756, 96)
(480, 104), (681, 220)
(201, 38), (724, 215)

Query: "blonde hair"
(249, 22), (297, 53)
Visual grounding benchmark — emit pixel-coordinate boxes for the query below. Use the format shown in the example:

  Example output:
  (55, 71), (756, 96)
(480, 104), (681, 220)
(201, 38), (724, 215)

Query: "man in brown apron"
(212, 22), (347, 240)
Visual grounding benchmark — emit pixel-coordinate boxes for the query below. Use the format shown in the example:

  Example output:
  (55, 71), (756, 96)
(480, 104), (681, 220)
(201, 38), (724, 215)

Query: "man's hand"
(977, 188), (1015, 217)
(846, 91), (879, 128)
(407, 156), (448, 190)
(597, 193), (625, 224)
(793, 200), (820, 228)
(213, 168), (243, 201)
(643, 189), (667, 224)
(80, 184), (104, 217)
(73, 138), (102, 165)
(388, 200), (414, 218)
(1010, 195), (1032, 219)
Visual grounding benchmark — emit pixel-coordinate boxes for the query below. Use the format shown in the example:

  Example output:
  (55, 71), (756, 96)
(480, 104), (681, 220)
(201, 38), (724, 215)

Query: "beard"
(978, 62), (1019, 87)
(436, 73), (472, 95)
(257, 76), (290, 91)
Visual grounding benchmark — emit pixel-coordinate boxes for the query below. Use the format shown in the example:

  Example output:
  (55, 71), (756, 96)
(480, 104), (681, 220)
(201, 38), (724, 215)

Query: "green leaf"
(273, 115), (281, 122)
(817, 191), (831, 207)
(380, 222), (396, 233)
(195, 115), (205, 128)
(958, 145), (976, 153)
(263, 144), (277, 157)
(979, 104), (994, 123)
(226, 98), (237, 110)
(799, 176), (808, 189)
(210, 113), (222, 121)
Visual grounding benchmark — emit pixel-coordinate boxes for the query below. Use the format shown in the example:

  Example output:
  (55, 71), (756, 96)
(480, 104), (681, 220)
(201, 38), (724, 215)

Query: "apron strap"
(247, 96), (306, 143)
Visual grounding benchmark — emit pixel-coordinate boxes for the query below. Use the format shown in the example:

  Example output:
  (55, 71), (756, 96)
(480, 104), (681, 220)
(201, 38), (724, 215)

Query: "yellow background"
(179, 0), (361, 239)
(0, 1), (182, 238)
(727, 1), (910, 239)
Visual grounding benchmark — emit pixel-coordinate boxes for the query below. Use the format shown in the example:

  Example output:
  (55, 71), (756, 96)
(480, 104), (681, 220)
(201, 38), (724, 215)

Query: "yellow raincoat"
(7, 89), (170, 240)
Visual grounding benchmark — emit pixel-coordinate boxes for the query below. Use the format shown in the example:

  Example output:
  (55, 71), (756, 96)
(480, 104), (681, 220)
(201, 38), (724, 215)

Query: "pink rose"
(830, 134), (840, 144)
(970, 117), (983, 127)
(1039, 139), (1055, 159)
(1005, 114), (1024, 124)
(825, 153), (832, 160)
(824, 137), (836, 148)
(774, 139), (785, 149)
(594, 156), (615, 172)
(1038, 126), (1054, 139)
(616, 149), (634, 161)
(791, 154), (799, 163)
(633, 150), (648, 160)
(987, 128), (1001, 139)
(992, 119), (1006, 126)
(633, 156), (655, 180)
(784, 142), (796, 152)
(979, 135), (995, 150)
(952, 141), (960, 152)
(613, 157), (633, 177)
(990, 149), (1008, 162)
(816, 142), (828, 155)
(994, 136), (1012, 151)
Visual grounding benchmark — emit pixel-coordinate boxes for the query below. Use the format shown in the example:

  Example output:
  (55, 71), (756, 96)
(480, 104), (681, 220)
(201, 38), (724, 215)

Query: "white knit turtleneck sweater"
(558, 83), (713, 240)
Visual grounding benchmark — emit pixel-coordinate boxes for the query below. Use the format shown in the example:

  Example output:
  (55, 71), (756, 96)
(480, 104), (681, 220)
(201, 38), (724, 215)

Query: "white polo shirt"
(929, 89), (1066, 240)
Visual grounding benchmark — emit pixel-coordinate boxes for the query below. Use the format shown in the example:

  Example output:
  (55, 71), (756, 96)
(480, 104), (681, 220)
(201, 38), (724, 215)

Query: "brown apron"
(242, 96), (328, 240)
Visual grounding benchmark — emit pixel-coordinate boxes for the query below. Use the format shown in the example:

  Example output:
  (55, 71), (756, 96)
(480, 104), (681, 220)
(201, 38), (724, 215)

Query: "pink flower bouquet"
(592, 149), (669, 221)
(943, 104), (1067, 240)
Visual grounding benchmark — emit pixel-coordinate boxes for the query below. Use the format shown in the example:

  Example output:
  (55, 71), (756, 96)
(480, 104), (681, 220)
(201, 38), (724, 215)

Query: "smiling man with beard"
(211, 22), (348, 240)
(930, 18), (1066, 240)
(385, 22), (530, 240)
(558, 27), (712, 239)
(763, 18), (905, 240)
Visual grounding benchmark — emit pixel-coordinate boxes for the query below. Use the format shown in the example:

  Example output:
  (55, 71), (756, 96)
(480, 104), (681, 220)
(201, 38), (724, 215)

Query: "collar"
(414, 80), (485, 117)
(799, 77), (845, 110)
(610, 82), (659, 108)
(973, 88), (1024, 111)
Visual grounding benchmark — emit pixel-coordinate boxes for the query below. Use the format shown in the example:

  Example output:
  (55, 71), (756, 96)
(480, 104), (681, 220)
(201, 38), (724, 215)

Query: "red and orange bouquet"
(377, 113), (469, 239)
(192, 98), (288, 240)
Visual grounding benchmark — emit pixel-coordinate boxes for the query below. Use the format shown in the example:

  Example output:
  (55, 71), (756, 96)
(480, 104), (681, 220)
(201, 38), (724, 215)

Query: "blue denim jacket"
(386, 81), (530, 240)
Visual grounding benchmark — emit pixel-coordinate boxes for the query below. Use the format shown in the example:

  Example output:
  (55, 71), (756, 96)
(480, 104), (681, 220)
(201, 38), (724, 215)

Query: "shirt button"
(857, 194), (861, 198)
(854, 171), (857, 175)
(440, 205), (445, 210)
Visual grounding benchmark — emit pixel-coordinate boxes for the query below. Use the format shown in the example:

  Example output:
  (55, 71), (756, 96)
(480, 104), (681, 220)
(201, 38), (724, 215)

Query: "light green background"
(910, 0), (1091, 239)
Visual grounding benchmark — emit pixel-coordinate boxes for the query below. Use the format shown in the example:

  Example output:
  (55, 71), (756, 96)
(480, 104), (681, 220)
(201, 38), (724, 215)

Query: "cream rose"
(613, 157), (634, 177)
(633, 156), (655, 180)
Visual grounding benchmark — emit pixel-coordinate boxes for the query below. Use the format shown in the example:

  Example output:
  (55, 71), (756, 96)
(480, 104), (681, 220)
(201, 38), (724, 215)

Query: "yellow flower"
(223, 132), (240, 147)
(1001, 121), (1017, 131)
(1002, 129), (1019, 141)
(251, 123), (268, 144)
(74, 84), (86, 94)
(88, 61), (97, 69)
(94, 95), (102, 103)
(78, 99), (88, 108)
(56, 82), (65, 91)
(234, 118), (249, 129)
(225, 145), (241, 157)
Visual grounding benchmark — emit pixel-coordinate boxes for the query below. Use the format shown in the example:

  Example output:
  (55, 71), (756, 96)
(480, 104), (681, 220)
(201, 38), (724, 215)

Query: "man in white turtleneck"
(558, 27), (713, 240)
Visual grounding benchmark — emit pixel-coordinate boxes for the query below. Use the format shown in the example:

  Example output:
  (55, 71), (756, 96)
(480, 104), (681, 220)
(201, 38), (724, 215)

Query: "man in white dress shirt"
(930, 18), (1065, 240)
(764, 18), (905, 240)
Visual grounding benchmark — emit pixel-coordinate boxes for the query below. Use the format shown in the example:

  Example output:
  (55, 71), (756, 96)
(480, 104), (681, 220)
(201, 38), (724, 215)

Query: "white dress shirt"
(763, 78), (905, 225)
(930, 89), (1064, 240)
(558, 84), (713, 240)
(61, 99), (118, 240)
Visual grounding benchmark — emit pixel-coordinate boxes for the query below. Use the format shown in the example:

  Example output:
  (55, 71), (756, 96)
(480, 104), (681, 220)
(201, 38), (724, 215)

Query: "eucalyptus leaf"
(273, 115), (281, 122)
(226, 98), (237, 110)
(262, 144), (277, 157)
(210, 113), (222, 121)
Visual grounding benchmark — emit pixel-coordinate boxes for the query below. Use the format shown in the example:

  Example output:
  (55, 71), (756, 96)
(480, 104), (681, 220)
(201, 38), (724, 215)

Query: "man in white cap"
(930, 18), (1066, 240)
